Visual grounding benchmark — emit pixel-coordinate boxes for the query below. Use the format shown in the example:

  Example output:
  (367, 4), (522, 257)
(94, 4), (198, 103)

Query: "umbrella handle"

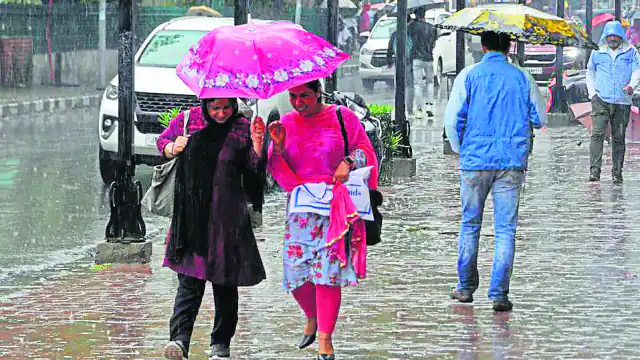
(255, 99), (259, 120)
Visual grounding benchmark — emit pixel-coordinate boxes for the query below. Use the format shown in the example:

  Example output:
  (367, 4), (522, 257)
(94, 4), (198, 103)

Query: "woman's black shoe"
(298, 333), (316, 349)
(317, 355), (335, 360)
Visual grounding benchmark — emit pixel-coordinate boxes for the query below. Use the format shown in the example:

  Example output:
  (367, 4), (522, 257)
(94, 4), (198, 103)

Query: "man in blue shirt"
(444, 31), (546, 312)
(586, 21), (640, 183)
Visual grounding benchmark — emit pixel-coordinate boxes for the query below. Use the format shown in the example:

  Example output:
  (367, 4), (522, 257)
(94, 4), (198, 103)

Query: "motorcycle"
(324, 90), (386, 167)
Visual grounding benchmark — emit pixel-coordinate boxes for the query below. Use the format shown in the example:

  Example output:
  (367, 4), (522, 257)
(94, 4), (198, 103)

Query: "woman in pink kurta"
(267, 80), (378, 360)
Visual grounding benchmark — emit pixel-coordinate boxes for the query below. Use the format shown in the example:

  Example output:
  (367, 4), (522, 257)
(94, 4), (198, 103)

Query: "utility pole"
(98, 0), (107, 90)
(326, 0), (339, 93)
(516, 0), (525, 66)
(394, 0), (411, 158)
(586, 0), (593, 63)
(105, 0), (146, 243)
(455, 0), (465, 74)
(235, 0), (249, 25)
(615, 0), (622, 20)
(295, 0), (303, 24)
(552, 0), (565, 113)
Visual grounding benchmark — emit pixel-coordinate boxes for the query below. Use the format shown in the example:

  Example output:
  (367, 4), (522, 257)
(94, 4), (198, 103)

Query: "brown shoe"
(449, 287), (474, 303)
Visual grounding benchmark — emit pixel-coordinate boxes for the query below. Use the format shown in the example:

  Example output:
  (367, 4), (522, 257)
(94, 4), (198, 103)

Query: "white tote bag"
(141, 110), (189, 217)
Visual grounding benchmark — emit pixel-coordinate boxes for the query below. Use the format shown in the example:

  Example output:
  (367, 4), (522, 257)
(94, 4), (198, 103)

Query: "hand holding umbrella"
(251, 117), (266, 156)
(268, 121), (286, 153)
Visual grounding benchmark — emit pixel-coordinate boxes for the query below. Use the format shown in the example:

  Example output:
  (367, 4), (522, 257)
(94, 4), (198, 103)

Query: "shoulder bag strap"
(182, 109), (190, 137)
(336, 106), (349, 157)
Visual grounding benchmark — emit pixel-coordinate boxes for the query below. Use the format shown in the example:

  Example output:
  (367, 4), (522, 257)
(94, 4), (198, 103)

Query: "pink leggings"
(291, 282), (341, 334)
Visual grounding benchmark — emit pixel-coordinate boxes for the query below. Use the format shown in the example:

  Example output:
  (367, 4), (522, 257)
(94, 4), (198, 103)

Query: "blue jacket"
(444, 52), (545, 171)
(586, 21), (640, 105)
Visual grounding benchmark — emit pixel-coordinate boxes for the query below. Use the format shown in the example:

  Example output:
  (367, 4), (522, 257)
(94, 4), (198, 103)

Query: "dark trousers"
(590, 95), (631, 176)
(169, 273), (239, 354)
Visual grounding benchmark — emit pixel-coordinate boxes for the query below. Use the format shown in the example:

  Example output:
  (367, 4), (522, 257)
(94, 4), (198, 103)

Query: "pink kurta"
(268, 105), (378, 291)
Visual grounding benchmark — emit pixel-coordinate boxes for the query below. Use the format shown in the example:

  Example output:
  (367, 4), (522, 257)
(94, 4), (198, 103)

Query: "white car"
(359, 9), (455, 91)
(431, 11), (477, 87)
(98, 16), (289, 184)
(358, 15), (397, 91)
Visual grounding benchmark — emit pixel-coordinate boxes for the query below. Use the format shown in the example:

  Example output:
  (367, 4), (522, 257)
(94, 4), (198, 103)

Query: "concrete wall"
(32, 49), (119, 88)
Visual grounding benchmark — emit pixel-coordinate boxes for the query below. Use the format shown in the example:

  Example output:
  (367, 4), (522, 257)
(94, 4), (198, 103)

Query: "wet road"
(1, 92), (640, 358)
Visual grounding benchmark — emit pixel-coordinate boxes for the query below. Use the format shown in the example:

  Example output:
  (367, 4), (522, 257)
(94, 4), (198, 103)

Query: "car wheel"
(362, 79), (375, 91)
(99, 145), (117, 185)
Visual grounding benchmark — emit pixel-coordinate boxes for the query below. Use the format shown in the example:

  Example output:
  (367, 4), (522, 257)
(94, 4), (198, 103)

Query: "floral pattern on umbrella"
(437, 4), (598, 49)
(176, 21), (350, 99)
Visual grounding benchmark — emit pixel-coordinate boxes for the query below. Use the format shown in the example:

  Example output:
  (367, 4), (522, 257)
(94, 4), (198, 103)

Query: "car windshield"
(138, 30), (208, 67)
(370, 19), (396, 39)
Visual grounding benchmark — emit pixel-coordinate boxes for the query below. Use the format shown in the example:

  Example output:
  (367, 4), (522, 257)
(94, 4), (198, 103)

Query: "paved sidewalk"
(1, 105), (640, 359)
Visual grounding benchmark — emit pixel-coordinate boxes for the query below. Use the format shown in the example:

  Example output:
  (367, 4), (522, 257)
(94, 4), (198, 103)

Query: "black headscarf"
(166, 99), (265, 261)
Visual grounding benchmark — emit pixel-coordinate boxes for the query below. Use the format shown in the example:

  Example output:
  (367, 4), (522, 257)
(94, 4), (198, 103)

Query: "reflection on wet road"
(0, 104), (639, 358)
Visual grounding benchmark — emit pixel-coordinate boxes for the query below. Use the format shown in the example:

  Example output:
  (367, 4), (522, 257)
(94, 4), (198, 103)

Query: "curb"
(0, 94), (102, 119)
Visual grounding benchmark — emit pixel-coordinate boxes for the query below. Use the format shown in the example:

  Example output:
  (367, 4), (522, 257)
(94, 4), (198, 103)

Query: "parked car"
(98, 16), (284, 184)
(431, 15), (476, 88)
(518, 44), (584, 85)
(358, 15), (397, 91)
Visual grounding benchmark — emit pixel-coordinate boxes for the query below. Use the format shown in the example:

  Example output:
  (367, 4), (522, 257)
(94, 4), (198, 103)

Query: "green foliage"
(369, 103), (402, 182)
(370, 105), (401, 156)
(158, 107), (182, 128)
(90, 263), (113, 272)
(369, 104), (394, 117)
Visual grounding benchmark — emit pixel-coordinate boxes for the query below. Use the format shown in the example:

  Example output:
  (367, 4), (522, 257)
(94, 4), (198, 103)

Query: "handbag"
(142, 109), (190, 218)
(335, 106), (382, 246)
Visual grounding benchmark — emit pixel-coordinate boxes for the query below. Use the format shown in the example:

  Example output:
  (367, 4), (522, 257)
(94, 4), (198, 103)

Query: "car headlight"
(361, 47), (374, 56)
(101, 115), (118, 139)
(564, 48), (578, 59)
(105, 85), (118, 100)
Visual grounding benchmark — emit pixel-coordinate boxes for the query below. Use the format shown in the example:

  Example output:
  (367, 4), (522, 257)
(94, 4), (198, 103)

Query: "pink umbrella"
(176, 21), (350, 99)
(592, 13), (615, 28)
(570, 102), (640, 142)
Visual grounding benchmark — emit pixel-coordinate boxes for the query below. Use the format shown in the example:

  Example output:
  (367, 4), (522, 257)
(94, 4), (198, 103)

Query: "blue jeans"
(457, 170), (525, 301)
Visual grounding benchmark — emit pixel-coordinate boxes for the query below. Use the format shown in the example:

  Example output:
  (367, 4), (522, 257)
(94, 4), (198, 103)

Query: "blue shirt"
(586, 21), (640, 105)
(443, 52), (546, 171)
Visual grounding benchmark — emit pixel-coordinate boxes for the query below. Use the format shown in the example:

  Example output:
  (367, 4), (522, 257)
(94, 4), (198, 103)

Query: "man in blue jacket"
(586, 21), (640, 183)
(444, 31), (546, 312)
